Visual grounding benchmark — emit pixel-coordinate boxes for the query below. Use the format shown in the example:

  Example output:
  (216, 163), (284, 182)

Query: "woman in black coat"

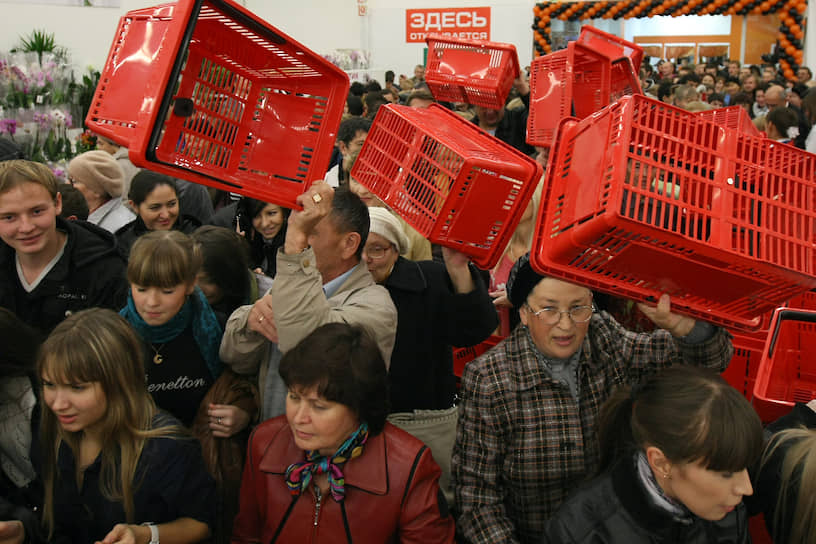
(363, 207), (498, 413)
(543, 366), (763, 544)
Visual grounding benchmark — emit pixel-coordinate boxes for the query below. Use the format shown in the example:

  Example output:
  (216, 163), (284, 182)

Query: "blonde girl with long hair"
(37, 308), (215, 544)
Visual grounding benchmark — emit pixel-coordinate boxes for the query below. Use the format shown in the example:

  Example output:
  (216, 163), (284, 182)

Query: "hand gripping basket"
(531, 94), (816, 331)
(753, 308), (816, 422)
(350, 103), (542, 269)
(527, 26), (643, 147)
(424, 35), (520, 110)
(86, 0), (349, 209)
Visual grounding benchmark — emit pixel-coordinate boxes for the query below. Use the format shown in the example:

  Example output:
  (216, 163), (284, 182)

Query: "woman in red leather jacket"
(231, 322), (455, 544)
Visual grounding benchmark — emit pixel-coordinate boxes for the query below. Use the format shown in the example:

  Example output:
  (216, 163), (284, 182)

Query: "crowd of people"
(0, 51), (815, 544)
(641, 57), (816, 152)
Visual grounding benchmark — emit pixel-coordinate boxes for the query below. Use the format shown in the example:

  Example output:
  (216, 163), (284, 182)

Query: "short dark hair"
(128, 170), (177, 205)
(191, 225), (251, 315)
(57, 184), (89, 220)
(346, 95), (363, 117)
(731, 92), (752, 106)
(677, 73), (701, 85)
(329, 186), (369, 260)
(599, 365), (763, 472)
(706, 92), (725, 104)
(656, 80), (674, 102)
(766, 106), (799, 135)
(790, 82), (809, 99)
(385, 70), (395, 84)
(366, 80), (382, 93)
(280, 322), (389, 435)
(337, 117), (372, 145)
(349, 81), (366, 97)
(406, 89), (436, 106)
(364, 91), (389, 119)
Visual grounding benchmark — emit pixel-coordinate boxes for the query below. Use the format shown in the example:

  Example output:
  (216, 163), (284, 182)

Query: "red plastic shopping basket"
(531, 94), (816, 331)
(86, 0), (348, 209)
(350, 103), (542, 269)
(527, 26), (642, 147)
(694, 106), (761, 137)
(453, 335), (504, 378)
(753, 308), (816, 422)
(575, 26), (644, 74)
(424, 35), (520, 110)
(722, 334), (765, 401)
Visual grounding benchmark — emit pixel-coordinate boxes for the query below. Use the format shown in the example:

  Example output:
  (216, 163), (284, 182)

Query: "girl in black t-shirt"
(120, 230), (251, 436)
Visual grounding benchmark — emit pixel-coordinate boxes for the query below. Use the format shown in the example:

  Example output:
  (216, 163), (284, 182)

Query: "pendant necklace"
(150, 343), (166, 365)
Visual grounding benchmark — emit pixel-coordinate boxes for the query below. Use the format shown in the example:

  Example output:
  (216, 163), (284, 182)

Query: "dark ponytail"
(598, 366), (763, 473)
(598, 385), (636, 472)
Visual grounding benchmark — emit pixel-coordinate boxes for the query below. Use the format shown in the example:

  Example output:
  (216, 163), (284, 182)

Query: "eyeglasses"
(525, 303), (594, 325)
(363, 244), (394, 260)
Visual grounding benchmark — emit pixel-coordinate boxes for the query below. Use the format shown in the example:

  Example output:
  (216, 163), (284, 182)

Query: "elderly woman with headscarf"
(451, 253), (735, 544)
(363, 207), (498, 505)
(67, 150), (134, 233)
(363, 207), (497, 414)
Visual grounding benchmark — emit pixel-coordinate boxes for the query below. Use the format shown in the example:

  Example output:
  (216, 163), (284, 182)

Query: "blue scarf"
(120, 286), (223, 379)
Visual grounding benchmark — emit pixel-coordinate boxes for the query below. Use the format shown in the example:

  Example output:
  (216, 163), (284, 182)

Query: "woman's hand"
(0, 521), (24, 544)
(489, 289), (512, 308)
(95, 523), (146, 544)
(442, 247), (475, 294)
(208, 403), (251, 438)
(636, 294), (695, 338)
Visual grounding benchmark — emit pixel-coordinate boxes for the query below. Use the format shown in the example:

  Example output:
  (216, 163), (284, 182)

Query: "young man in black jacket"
(0, 160), (128, 333)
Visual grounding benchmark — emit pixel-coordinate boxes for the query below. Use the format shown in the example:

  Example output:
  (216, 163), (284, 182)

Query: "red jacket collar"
(258, 423), (390, 496)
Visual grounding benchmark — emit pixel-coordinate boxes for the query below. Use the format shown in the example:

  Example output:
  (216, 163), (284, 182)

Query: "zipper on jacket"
(313, 485), (323, 527)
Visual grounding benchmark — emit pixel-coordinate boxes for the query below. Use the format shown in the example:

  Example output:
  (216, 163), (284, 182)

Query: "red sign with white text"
(405, 7), (491, 43)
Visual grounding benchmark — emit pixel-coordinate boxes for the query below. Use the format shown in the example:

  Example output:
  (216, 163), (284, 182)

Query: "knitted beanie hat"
(367, 207), (409, 255)
(506, 252), (546, 310)
(68, 150), (125, 198)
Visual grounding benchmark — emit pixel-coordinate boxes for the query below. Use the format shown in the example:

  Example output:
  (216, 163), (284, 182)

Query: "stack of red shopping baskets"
(86, 0), (349, 209)
(424, 35), (520, 109)
(527, 26), (643, 147)
(531, 93), (816, 332)
(350, 103), (541, 269)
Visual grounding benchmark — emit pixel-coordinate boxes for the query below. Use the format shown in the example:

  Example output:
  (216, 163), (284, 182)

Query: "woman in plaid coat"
(451, 254), (734, 544)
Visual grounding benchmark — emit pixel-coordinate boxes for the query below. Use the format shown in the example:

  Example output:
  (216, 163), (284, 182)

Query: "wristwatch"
(141, 522), (159, 544)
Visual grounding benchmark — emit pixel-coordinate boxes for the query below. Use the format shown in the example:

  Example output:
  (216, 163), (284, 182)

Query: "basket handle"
(766, 308), (816, 357)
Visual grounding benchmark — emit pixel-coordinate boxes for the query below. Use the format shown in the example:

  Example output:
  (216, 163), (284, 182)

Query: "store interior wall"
(0, 0), (810, 84)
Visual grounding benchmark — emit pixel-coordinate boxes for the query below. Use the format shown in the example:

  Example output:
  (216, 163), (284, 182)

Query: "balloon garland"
(532, 0), (807, 81)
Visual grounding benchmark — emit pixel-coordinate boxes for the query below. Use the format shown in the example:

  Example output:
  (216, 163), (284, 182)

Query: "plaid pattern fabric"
(452, 311), (733, 544)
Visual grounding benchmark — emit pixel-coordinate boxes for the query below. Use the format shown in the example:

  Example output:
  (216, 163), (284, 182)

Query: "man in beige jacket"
(219, 181), (397, 419)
